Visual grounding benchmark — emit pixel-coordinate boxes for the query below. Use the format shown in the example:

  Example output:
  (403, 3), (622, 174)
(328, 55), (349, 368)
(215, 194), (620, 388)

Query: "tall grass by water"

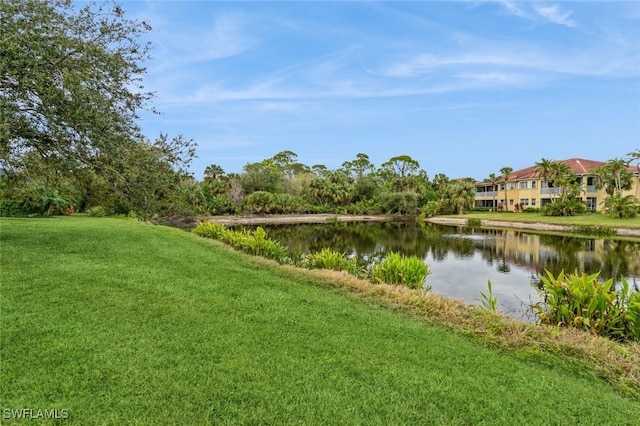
(193, 221), (432, 290)
(532, 270), (640, 342)
(2, 216), (640, 423)
(371, 252), (431, 290)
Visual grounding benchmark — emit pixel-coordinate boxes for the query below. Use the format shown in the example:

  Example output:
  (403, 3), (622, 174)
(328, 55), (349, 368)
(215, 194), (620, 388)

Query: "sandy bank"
(202, 214), (640, 237)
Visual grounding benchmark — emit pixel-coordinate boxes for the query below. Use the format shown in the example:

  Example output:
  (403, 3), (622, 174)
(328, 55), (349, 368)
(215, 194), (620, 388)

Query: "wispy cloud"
(495, 1), (576, 28)
(148, 12), (256, 74)
(533, 4), (576, 28)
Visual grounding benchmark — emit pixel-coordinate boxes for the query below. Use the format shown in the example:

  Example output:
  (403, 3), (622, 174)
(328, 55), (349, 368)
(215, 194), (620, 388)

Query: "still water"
(257, 222), (640, 320)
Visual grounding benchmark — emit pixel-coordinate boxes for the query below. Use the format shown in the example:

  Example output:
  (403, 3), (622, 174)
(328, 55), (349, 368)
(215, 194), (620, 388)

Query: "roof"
(475, 157), (638, 184)
(505, 158), (607, 181)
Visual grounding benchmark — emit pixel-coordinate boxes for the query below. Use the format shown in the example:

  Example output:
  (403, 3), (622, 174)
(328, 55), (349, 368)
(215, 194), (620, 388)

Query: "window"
(499, 183), (505, 190)
(520, 199), (529, 206)
(531, 181), (537, 189)
(509, 199), (514, 205)
(531, 198), (537, 206)
(509, 182), (516, 190)
(519, 181), (528, 189)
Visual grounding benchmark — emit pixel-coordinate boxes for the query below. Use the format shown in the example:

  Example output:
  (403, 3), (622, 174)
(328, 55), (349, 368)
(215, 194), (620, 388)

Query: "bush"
(531, 270), (640, 342)
(193, 222), (229, 239)
(543, 200), (587, 217)
(419, 201), (441, 218)
(273, 193), (304, 214)
(86, 206), (108, 217)
(378, 192), (418, 216)
(193, 223), (287, 263)
(371, 252), (431, 290)
(243, 191), (277, 214)
(302, 248), (362, 276)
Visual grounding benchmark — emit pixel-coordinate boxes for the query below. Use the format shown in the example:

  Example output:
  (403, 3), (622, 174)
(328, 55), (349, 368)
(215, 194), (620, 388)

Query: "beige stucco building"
(474, 158), (640, 213)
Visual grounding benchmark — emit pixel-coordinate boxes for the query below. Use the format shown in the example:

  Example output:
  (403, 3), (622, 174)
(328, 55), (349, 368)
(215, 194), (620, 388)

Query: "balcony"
(475, 191), (498, 198)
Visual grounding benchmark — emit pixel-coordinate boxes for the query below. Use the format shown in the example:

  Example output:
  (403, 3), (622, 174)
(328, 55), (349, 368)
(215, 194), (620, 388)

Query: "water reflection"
(254, 222), (640, 320)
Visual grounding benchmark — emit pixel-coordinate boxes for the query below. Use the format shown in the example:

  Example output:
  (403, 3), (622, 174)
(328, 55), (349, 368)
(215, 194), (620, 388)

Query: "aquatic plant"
(530, 270), (640, 342)
(371, 252), (431, 290)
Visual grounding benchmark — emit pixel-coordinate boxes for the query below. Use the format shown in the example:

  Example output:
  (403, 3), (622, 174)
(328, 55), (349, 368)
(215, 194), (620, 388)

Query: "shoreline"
(202, 213), (640, 237)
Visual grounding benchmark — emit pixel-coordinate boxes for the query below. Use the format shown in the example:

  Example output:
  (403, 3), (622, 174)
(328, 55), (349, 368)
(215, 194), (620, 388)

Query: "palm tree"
(602, 193), (639, 218)
(499, 166), (513, 211)
(534, 158), (554, 203)
(627, 149), (640, 199)
(448, 181), (475, 215)
(549, 162), (573, 204)
(488, 173), (498, 211)
(595, 158), (633, 197)
(204, 164), (225, 182)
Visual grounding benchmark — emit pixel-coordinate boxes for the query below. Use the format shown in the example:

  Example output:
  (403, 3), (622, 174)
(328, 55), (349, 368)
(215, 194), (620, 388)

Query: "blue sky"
(122, 1), (640, 180)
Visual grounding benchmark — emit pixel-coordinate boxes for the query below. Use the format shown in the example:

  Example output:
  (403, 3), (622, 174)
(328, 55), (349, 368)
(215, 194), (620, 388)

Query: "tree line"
(1, 1), (637, 220)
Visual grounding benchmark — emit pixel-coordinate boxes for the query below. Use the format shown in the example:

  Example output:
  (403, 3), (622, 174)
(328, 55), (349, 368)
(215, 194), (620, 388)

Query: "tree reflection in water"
(251, 222), (640, 316)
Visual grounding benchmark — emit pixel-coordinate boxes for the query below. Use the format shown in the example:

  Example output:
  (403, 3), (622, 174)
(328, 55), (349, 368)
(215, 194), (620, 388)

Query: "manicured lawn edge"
(204, 237), (640, 399)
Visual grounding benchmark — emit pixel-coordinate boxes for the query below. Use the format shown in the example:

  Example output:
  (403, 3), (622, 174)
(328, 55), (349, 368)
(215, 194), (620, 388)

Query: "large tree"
(1, 0), (196, 216)
(1, 0), (152, 167)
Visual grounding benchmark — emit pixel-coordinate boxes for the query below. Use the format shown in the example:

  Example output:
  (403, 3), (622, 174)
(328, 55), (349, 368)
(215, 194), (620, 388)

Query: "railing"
(586, 185), (597, 193)
(540, 188), (561, 195)
(475, 191), (498, 197)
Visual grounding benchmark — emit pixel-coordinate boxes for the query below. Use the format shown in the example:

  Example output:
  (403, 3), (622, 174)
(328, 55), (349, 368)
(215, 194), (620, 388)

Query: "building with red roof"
(474, 158), (639, 213)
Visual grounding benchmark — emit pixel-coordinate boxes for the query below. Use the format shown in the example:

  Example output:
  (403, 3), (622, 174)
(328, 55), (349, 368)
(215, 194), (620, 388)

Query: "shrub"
(531, 270), (640, 342)
(371, 252), (431, 290)
(86, 206), (108, 217)
(243, 191), (277, 214)
(419, 201), (441, 219)
(193, 222), (229, 240)
(543, 200), (587, 217)
(273, 193), (304, 214)
(378, 192), (418, 216)
(193, 223), (288, 263)
(302, 248), (362, 276)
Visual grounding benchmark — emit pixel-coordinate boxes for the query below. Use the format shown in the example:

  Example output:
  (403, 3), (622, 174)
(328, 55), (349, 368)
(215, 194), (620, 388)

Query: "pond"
(254, 222), (640, 321)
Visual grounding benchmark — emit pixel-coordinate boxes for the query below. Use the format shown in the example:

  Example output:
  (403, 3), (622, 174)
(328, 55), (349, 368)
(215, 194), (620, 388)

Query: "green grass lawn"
(455, 211), (640, 229)
(2, 217), (639, 424)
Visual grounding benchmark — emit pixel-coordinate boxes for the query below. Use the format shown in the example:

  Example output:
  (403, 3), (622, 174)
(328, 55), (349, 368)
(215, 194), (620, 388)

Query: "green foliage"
(419, 201), (441, 218)
(302, 248), (362, 276)
(5, 218), (640, 422)
(531, 270), (640, 342)
(86, 206), (108, 217)
(378, 192), (418, 216)
(543, 199), (587, 217)
(244, 191), (278, 214)
(345, 199), (382, 215)
(193, 221), (229, 240)
(602, 193), (639, 219)
(193, 223), (287, 262)
(371, 252), (431, 290)
(1, 0), (152, 167)
(306, 170), (355, 207)
(569, 225), (617, 237)
(479, 280), (498, 313)
(466, 218), (482, 228)
(240, 159), (285, 194)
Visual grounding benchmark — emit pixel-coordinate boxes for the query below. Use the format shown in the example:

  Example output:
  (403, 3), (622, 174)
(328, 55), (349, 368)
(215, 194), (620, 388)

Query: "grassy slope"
(1, 217), (639, 425)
